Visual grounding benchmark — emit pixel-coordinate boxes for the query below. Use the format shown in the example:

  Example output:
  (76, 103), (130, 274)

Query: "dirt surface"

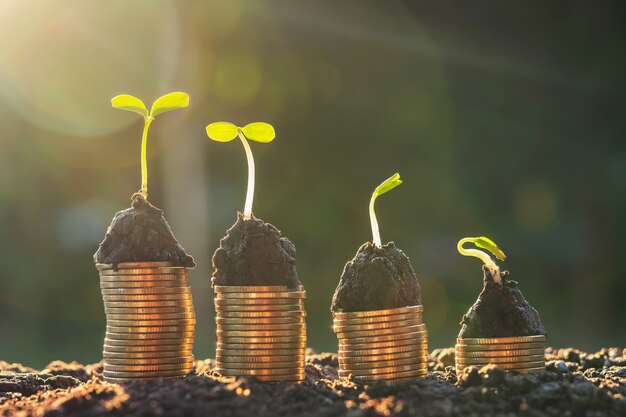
(1, 347), (624, 417)
(94, 194), (195, 268)
(458, 266), (546, 338)
(332, 242), (422, 312)
(211, 213), (300, 287)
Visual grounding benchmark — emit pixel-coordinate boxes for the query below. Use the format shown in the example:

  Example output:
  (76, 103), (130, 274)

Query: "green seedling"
(457, 236), (506, 284)
(206, 121), (275, 220)
(369, 173), (403, 247)
(111, 92), (190, 199)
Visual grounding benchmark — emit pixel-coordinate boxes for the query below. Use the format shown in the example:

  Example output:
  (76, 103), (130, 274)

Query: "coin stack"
(455, 335), (546, 374)
(213, 285), (306, 382)
(97, 261), (196, 383)
(333, 305), (428, 383)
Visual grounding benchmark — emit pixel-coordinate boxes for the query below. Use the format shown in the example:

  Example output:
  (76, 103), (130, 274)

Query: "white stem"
(239, 132), (255, 220)
(458, 238), (501, 284)
(369, 192), (381, 247)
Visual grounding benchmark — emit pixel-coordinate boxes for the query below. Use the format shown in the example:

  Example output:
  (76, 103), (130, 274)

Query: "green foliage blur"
(0, 0), (624, 368)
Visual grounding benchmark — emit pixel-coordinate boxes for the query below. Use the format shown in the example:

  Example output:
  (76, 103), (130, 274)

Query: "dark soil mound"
(331, 242), (421, 312)
(94, 194), (195, 268)
(458, 266), (546, 338)
(1, 348), (624, 417)
(211, 214), (300, 287)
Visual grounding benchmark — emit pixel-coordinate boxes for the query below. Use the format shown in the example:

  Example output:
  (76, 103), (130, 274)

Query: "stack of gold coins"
(455, 335), (546, 374)
(213, 285), (306, 382)
(97, 261), (196, 383)
(333, 305), (428, 383)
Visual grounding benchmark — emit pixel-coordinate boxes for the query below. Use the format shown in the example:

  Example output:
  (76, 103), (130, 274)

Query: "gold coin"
(339, 343), (428, 357)
(218, 336), (306, 344)
(336, 324), (426, 339)
(455, 348), (545, 358)
(96, 261), (177, 270)
(216, 310), (306, 318)
(104, 341), (194, 351)
(217, 323), (304, 331)
(216, 354), (304, 364)
(214, 298), (304, 306)
(339, 350), (428, 364)
(339, 363), (427, 377)
(333, 318), (423, 333)
(103, 349), (193, 359)
(102, 287), (190, 295)
(217, 328), (305, 337)
(106, 307), (195, 315)
(103, 294), (192, 302)
(341, 357), (426, 371)
(456, 355), (545, 365)
(216, 361), (303, 370)
(339, 330), (427, 345)
(215, 304), (304, 312)
(215, 348), (304, 357)
(333, 312), (422, 326)
(213, 285), (304, 293)
(352, 369), (427, 381)
(333, 305), (423, 320)
(339, 338), (427, 351)
(100, 280), (189, 288)
(104, 361), (193, 372)
(107, 319), (195, 327)
(107, 313), (195, 321)
(104, 376), (167, 383)
(100, 274), (187, 282)
(215, 368), (304, 376)
(105, 356), (193, 366)
(99, 268), (187, 276)
(217, 291), (305, 300)
(457, 335), (546, 345)
(216, 342), (307, 350)
(455, 342), (545, 352)
(456, 360), (545, 370)
(105, 332), (194, 341)
(216, 317), (305, 325)
(103, 369), (191, 378)
(107, 325), (196, 334)
(104, 300), (194, 309)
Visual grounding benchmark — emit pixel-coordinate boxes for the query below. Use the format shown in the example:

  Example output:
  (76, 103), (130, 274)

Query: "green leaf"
(242, 122), (275, 143)
(150, 92), (189, 117)
(111, 94), (148, 118)
(473, 236), (506, 261)
(374, 173), (402, 197)
(206, 122), (239, 142)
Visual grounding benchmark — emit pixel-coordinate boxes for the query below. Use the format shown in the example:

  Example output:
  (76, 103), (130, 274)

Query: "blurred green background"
(0, 0), (624, 368)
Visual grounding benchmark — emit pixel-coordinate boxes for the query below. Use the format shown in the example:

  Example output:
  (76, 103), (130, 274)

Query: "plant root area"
(1, 348), (624, 417)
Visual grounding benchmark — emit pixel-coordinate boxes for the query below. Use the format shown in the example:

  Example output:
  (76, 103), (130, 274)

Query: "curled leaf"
(473, 236), (506, 261)
(111, 94), (148, 118)
(374, 173), (402, 198)
(242, 122), (275, 143)
(206, 122), (239, 142)
(150, 92), (189, 117)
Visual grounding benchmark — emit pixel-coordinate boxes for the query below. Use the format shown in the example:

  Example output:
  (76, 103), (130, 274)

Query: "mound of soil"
(94, 194), (195, 268)
(1, 348), (624, 417)
(458, 266), (546, 338)
(331, 242), (421, 312)
(211, 214), (300, 287)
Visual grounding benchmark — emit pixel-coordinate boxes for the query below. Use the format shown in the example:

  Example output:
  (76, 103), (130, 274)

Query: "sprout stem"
(140, 117), (153, 199)
(457, 238), (501, 284)
(238, 131), (255, 220)
(369, 191), (381, 247)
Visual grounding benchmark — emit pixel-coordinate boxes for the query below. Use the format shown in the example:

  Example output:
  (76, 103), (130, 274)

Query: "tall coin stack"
(213, 285), (306, 382)
(333, 305), (428, 383)
(97, 261), (196, 383)
(455, 335), (546, 374)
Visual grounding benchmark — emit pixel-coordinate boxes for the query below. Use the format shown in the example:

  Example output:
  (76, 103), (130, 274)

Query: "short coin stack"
(455, 335), (546, 374)
(97, 261), (196, 383)
(213, 285), (307, 382)
(333, 305), (428, 383)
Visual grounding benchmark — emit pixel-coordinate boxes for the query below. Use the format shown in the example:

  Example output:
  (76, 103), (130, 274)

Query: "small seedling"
(111, 92), (190, 199)
(457, 236), (506, 284)
(205, 121), (276, 220)
(369, 173), (403, 247)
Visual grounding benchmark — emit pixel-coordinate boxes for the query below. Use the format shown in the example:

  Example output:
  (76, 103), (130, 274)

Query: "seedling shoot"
(369, 173), (403, 247)
(206, 121), (276, 220)
(457, 236), (506, 284)
(111, 92), (190, 199)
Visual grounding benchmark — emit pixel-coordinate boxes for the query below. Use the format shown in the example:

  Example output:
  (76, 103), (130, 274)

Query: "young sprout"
(111, 92), (190, 199)
(370, 173), (403, 247)
(457, 236), (507, 284)
(205, 121), (276, 220)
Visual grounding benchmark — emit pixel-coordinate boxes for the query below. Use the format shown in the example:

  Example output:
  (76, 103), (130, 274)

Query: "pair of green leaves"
(465, 236), (506, 261)
(206, 122), (275, 143)
(111, 92), (189, 119)
(373, 173), (403, 198)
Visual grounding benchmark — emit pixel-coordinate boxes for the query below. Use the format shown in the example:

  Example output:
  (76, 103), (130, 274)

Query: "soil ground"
(1, 347), (624, 417)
